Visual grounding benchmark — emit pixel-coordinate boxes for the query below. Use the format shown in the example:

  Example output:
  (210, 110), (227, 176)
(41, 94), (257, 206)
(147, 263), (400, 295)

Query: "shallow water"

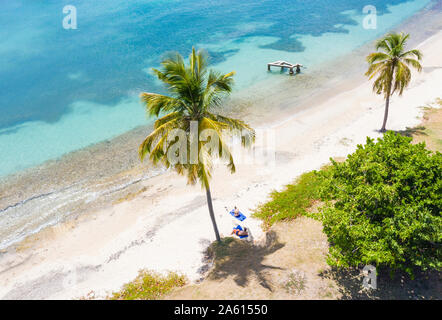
(0, 0), (437, 249)
(0, 0), (432, 178)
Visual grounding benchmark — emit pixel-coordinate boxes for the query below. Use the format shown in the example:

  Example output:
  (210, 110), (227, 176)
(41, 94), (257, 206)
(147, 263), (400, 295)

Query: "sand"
(1, 26), (441, 300)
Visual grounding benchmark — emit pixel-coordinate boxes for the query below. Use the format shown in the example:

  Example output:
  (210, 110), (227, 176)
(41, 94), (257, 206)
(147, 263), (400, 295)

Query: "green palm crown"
(139, 48), (255, 189)
(366, 32), (423, 132)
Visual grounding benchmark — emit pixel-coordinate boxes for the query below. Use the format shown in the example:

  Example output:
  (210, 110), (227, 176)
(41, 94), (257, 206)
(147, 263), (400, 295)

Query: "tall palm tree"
(366, 32), (423, 132)
(139, 48), (255, 242)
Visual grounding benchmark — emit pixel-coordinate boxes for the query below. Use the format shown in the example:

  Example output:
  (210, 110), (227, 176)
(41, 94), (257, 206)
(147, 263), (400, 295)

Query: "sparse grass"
(165, 219), (440, 300)
(204, 235), (284, 289)
(397, 99), (442, 152)
(113, 186), (148, 204)
(283, 269), (307, 295)
(207, 237), (245, 262)
(339, 137), (353, 146)
(110, 270), (186, 300)
(165, 218), (332, 300)
(322, 291), (334, 299)
(413, 105), (442, 152)
(253, 168), (330, 229)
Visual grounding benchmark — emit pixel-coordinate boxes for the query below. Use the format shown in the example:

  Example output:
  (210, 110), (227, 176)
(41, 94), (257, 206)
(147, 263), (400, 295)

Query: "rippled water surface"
(0, 0), (432, 177)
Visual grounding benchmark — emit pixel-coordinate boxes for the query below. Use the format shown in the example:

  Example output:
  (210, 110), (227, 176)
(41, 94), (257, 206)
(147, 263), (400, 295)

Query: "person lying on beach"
(231, 225), (248, 238)
(229, 207), (247, 221)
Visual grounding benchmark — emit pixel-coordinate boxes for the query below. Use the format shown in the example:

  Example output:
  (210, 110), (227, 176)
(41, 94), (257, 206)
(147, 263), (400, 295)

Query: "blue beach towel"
(229, 210), (247, 221)
(234, 225), (248, 239)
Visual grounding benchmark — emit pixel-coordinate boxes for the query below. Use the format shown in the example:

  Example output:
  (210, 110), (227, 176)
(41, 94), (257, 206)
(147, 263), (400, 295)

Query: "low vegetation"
(283, 269), (307, 295)
(408, 104), (442, 152)
(110, 270), (186, 300)
(113, 186), (149, 204)
(253, 169), (329, 230)
(166, 219), (333, 300)
(254, 131), (441, 276)
(207, 237), (243, 261)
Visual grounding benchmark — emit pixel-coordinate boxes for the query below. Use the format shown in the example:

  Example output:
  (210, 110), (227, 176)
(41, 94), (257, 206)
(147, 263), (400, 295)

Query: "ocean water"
(0, 0), (432, 178)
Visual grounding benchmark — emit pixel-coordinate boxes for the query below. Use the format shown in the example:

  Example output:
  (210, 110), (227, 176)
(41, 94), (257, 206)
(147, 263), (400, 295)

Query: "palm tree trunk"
(381, 65), (395, 133)
(205, 185), (221, 242)
(380, 93), (390, 132)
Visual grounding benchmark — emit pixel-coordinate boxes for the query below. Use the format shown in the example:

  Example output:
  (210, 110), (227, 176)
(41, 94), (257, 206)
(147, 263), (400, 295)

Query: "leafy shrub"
(111, 270), (186, 300)
(320, 132), (441, 275)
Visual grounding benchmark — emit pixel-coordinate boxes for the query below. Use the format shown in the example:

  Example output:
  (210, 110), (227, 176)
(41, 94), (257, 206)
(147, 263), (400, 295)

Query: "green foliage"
(253, 170), (328, 229)
(366, 32), (422, 98)
(366, 32), (422, 131)
(320, 132), (442, 275)
(110, 270), (186, 300)
(139, 47), (255, 189)
(139, 47), (255, 242)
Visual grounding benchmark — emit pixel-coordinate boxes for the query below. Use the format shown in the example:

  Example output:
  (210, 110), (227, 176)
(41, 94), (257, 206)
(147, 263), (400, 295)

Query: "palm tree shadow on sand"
(392, 126), (427, 138)
(203, 231), (285, 291)
(319, 267), (441, 300)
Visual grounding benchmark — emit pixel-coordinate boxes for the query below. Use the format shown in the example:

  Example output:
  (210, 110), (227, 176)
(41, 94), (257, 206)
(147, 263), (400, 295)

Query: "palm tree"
(366, 32), (423, 132)
(139, 48), (255, 242)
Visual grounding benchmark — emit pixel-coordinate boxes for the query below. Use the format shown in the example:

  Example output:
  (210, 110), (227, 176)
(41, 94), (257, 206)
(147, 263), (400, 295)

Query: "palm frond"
(140, 92), (187, 116)
(138, 117), (182, 161)
(206, 113), (256, 147)
(375, 38), (392, 53)
(365, 61), (389, 79)
(139, 47), (255, 189)
(393, 61), (411, 95)
(153, 111), (183, 129)
(403, 58), (422, 72)
(366, 52), (390, 65)
(400, 49), (423, 61)
(199, 117), (236, 173)
(366, 32), (422, 99)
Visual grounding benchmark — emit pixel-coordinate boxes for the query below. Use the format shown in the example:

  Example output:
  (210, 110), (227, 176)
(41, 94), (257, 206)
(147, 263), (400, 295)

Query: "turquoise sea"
(0, 0), (432, 178)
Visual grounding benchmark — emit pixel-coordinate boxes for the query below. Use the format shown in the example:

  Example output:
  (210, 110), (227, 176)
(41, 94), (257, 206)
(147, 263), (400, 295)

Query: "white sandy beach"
(0, 29), (441, 299)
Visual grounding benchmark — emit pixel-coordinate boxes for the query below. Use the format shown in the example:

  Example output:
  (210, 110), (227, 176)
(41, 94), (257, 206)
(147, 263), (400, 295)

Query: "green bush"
(110, 270), (186, 300)
(320, 132), (441, 275)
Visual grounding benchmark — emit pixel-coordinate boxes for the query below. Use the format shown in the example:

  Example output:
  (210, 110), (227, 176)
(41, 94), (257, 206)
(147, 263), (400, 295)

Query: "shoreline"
(1, 1), (439, 252)
(1, 3), (442, 299)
